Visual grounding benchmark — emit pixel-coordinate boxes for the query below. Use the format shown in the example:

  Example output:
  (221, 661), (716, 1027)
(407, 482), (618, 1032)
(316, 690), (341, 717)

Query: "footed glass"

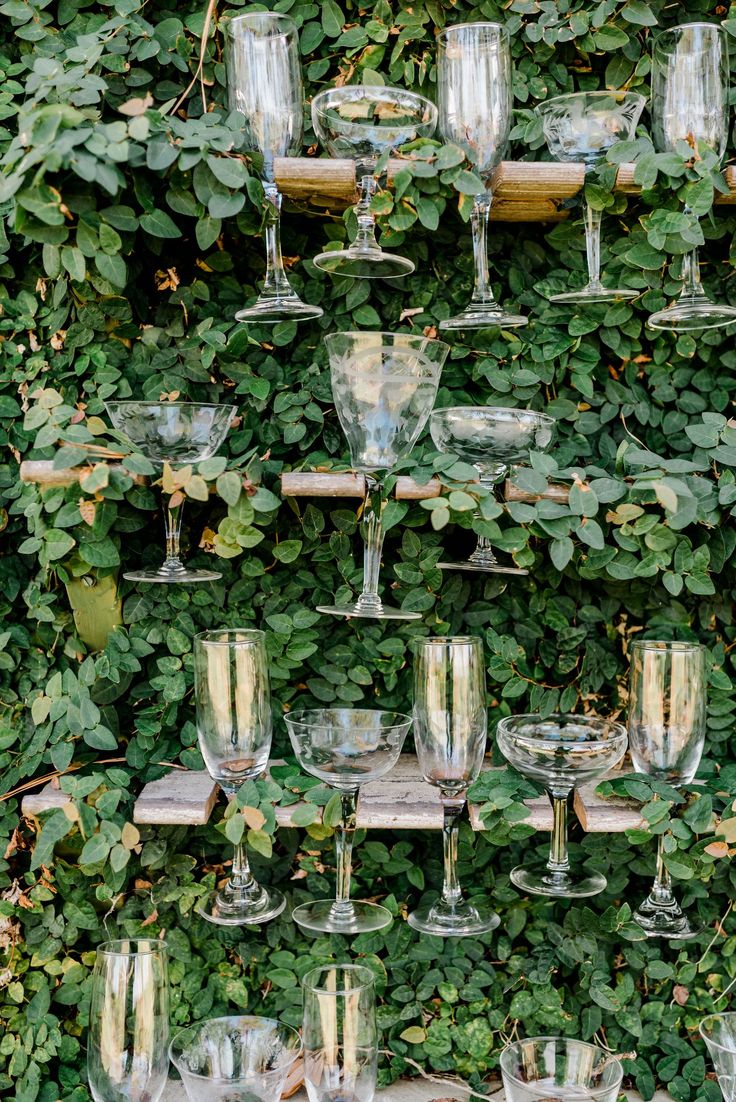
(701, 1013), (736, 1102)
(500, 1037), (623, 1102)
(302, 966), (377, 1102)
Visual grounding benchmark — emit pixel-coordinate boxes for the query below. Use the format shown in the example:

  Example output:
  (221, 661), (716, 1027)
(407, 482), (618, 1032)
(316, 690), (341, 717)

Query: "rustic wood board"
(133, 770), (219, 825)
(573, 776), (645, 832)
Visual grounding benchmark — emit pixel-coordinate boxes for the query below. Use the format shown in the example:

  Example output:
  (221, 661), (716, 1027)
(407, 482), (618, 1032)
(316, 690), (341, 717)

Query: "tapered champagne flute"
(701, 1014), (736, 1101)
(302, 966), (377, 1102)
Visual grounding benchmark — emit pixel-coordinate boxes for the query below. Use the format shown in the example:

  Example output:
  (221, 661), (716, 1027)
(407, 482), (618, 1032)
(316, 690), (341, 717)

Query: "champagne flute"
(701, 1013), (736, 1102)
(302, 965), (377, 1102)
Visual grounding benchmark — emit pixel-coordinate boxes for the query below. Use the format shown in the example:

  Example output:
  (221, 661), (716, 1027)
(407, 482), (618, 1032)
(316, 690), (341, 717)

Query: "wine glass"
(302, 965), (377, 1102)
(316, 330), (448, 620)
(311, 86), (437, 278)
(194, 629), (285, 925)
(628, 639), (707, 939)
(429, 406), (555, 574)
(437, 22), (526, 330)
(496, 713), (627, 897)
(700, 1014), (736, 1101)
(169, 1016), (302, 1102)
(88, 939), (169, 1102)
(105, 401), (235, 584)
(225, 12), (323, 323)
(535, 91), (646, 302)
(284, 708), (412, 933)
(500, 1037), (624, 1102)
(408, 636), (500, 937)
(648, 22), (736, 331)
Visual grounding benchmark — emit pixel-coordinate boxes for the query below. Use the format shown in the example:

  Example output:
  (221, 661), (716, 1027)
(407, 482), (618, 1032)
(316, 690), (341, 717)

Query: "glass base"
(235, 296), (323, 323)
(123, 565), (222, 584)
(439, 304), (528, 330)
(316, 601), (421, 621)
(647, 298), (736, 332)
(313, 247), (414, 279)
(438, 559), (528, 576)
(550, 286), (638, 304)
(510, 864), (607, 899)
(196, 886), (285, 927)
(292, 898), (392, 934)
(407, 896), (500, 938)
(633, 895), (699, 940)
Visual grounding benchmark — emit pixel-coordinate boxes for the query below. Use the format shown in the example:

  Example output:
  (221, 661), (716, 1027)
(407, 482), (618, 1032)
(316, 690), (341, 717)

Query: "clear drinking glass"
(194, 629), (285, 925)
(105, 401), (235, 584)
(628, 639), (707, 939)
(285, 708), (411, 933)
(88, 939), (169, 1102)
(437, 22), (526, 330)
(311, 86), (437, 278)
(648, 22), (736, 331)
(500, 1037), (624, 1102)
(225, 12), (323, 323)
(496, 714), (627, 898)
(316, 330), (448, 620)
(701, 1014), (736, 1102)
(408, 636), (500, 937)
(535, 91), (646, 303)
(429, 406), (555, 574)
(302, 965), (377, 1102)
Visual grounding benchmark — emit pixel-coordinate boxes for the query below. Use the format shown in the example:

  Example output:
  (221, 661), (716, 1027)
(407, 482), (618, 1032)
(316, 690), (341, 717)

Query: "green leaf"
(139, 209), (182, 238)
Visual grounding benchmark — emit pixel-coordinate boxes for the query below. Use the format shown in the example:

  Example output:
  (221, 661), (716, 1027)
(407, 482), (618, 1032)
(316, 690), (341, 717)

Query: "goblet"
(628, 639), (707, 939)
(500, 1037), (623, 1102)
(408, 636), (500, 937)
(311, 86), (437, 278)
(225, 12), (323, 322)
(429, 406), (555, 574)
(535, 91), (646, 303)
(496, 713), (627, 897)
(302, 965), (377, 1102)
(437, 22), (526, 329)
(700, 1013), (736, 1102)
(194, 629), (285, 926)
(88, 939), (169, 1102)
(648, 23), (736, 331)
(169, 1016), (302, 1102)
(316, 330), (448, 620)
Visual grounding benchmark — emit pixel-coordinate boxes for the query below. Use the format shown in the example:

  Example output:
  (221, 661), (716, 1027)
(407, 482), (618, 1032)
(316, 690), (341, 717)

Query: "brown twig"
(170, 0), (217, 116)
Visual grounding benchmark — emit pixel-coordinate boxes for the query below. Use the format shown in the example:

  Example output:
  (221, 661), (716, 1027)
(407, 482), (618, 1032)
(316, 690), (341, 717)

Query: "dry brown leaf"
(79, 499), (96, 526)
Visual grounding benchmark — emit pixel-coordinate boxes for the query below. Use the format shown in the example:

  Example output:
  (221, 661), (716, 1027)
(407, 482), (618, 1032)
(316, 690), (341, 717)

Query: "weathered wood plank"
(133, 770), (219, 825)
(573, 778), (645, 832)
(22, 782), (74, 820)
(280, 471), (570, 504)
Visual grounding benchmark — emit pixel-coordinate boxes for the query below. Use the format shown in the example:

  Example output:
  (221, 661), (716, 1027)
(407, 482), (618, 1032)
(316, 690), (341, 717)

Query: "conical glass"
(302, 966), (377, 1102)
(500, 1037), (623, 1102)
(700, 1013), (736, 1102)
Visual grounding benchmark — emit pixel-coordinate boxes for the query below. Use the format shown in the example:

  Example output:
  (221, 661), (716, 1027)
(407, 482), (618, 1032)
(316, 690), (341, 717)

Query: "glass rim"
(630, 639), (705, 653)
(496, 712), (627, 747)
(699, 1012), (736, 1051)
(536, 90), (647, 111)
(104, 400), (237, 412)
(311, 84), (437, 117)
(302, 963), (376, 995)
(500, 1036), (623, 1093)
(225, 11), (297, 33)
(411, 635), (483, 647)
(324, 330), (449, 350)
(437, 21), (509, 43)
(168, 1016), (302, 1081)
(284, 707), (412, 731)
(194, 628), (266, 646)
(431, 405), (555, 425)
(96, 938), (167, 957)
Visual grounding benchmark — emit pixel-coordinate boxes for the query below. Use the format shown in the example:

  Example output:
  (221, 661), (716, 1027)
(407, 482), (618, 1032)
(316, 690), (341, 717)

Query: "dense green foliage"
(3, 0), (736, 1099)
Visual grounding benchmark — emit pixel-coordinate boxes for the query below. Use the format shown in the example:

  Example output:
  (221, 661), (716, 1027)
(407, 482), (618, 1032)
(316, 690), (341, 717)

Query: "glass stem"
(162, 496), (186, 575)
(582, 200), (604, 292)
(231, 835), (257, 893)
(468, 192), (499, 308)
(440, 794), (465, 910)
(261, 182), (295, 303)
(332, 789), (358, 919)
(679, 206), (706, 301)
(353, 173), (380, 254)
(355, 475), (386, 614)
(647, 832), (677, 908)
(547, 794), (571, 875)
(468, 473), (503, 567)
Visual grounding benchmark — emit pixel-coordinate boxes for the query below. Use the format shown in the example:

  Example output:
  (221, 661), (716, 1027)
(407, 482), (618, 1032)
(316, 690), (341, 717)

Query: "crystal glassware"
(496, 713), (627, 898)
(302, 965), (377, 1102)
(316, 330), (448, 620)
(648, 22), (736, 331)
(225, 12), (323, 322)
(88, 939), (169, 1102)
(500, 1037), (624, 1102)
(408, 636), (500, 937)
(285, 708), (411, 933)
(169, 1016), (302, 1102)
(701, 1013), (736, 1102)
(105, 400), (235, 584)
(194, 629), (285, 925)
(437, 22), (526, 329)
(535, 91), (646, 303)
(430, 406), (555, 574)
(311, 86), (437, 278)
(628, 638), (707, 939)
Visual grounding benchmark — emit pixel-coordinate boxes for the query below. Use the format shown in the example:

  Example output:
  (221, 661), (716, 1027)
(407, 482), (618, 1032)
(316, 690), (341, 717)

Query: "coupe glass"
(285, 708), (411, 933)
(225, 12), (323, 322)
(500, 1037), (623, 1102)
(302, 965), (377, 1102)
(169, 1016), (302, 1102)
(496, 714), (627, 898)
(535, 91), (646, 303)
(430, 406), (555, 574)
(701, 1014), (736, 1102)
(437, 22), (526, 329)
(648, 22), (736, 331)
(311, 86), (437, 278)
(408, 636), (500, 937)
(88, 939), (169, 1102)
(628, 639), (707, 939)
(194, 629), (285, 926)
(316, 330), (448, 620)
(105, 400), (235, 584)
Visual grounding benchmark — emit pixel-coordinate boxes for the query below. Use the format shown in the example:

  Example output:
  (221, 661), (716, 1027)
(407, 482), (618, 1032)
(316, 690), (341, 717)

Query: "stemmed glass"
(316, 330), (448, 620)
(311, 86), (437, 278)
(628, 639), (707, 939)
(302, 965), (377, 1102)
(535, 91), (646, 303)
(105, 401), (235, 584)
(408, 636), (500, 937)
(430, 406), (555, 574)
(88, 939), (169, 1102)
(496, 713), (627, 897)
(225, 12), (323, 322)
(194, 629), (285, 926)
(284, 708), (412, 933)
(701, 1014), (736, 1101)
(648, 22), (736, 331)
(437, 22), (527, 330)
(500, 1037), (624, 1102)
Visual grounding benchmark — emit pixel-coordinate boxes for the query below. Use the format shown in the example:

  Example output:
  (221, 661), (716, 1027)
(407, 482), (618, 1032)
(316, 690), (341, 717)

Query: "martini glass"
(316, 330), (448, 620)
(500, 1037), (623, 1102)
(284, 708), (411, 933)
(496, 713), (627, 898)
(105, 401), (235, 584)
(429, 406), (555, 574)
(701, 1014), (736, 1101)
(535, 91), (646, 303)
(311, 86), (437, 278)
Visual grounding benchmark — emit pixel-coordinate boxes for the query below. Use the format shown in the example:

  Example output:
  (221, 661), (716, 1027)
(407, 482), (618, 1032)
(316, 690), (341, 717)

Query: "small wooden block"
(133, 770), (219, 825)
(573, 780), (645, 833)
(22, 782), (73, 819)
(358, 775), (445, 829)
